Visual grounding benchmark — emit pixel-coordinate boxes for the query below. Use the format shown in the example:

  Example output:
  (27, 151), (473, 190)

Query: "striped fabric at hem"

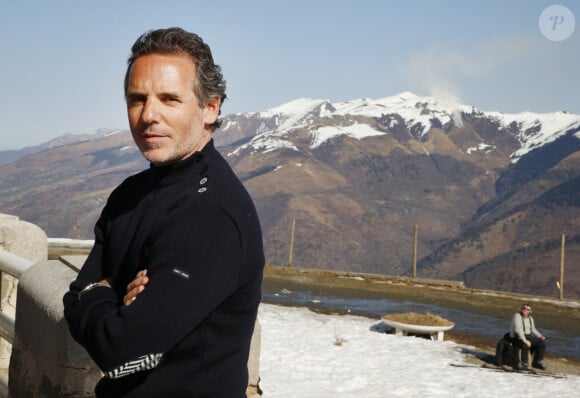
(105, 353), (164, 379)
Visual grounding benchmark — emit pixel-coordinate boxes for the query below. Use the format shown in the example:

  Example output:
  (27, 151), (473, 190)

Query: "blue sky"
(1, 0), (578, 150)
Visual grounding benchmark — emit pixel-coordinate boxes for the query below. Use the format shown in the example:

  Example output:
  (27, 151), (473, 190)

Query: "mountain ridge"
(221, 92), (580, 162)
(1, 92), (578, 298)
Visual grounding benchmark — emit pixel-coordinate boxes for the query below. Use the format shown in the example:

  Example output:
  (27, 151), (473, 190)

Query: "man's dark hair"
(124, 27), (227, 131)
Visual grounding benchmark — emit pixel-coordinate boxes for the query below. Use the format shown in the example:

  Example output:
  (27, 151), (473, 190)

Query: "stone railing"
(0, 214), (47, 397)
(0, 214), (261, 397)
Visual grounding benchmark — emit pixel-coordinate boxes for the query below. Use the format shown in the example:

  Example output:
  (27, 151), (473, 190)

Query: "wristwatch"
(78, 281), (110, 299)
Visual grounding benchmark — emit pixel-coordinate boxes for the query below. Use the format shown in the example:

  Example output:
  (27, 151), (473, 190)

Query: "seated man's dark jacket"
(63, 140), (264, 397)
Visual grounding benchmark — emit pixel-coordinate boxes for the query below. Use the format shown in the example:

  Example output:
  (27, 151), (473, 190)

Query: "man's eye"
(127, 96), (145, 107)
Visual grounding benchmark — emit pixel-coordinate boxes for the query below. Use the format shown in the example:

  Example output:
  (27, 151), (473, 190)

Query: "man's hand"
(124, 270), (149, 306)
(525, 339), (532, 348)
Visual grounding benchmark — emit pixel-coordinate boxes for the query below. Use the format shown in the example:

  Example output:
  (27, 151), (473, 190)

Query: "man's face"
(522, 305), (532, 316)
(126, 53), (220, 166)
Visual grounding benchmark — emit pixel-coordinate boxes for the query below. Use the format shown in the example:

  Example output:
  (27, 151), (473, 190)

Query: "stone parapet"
(0, 215), (47, 264)
(9, 259), (100, 397)
(0, 214), (47, 371)
(248, 316), (262, 397)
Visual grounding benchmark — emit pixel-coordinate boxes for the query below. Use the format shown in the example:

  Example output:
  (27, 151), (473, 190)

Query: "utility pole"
(73, 216), (80, 240)
(559, 234), (566, 300)
(287, 217), (296, 268)
(412, 224), (418, 278)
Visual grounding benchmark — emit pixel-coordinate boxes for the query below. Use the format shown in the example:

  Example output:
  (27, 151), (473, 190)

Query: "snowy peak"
(485, 111), (580, 161)
(263, 98), (328, 116)
(222, 93), (580, 162)
(258, 92), (472, 125)
(259, 98), (329, 133)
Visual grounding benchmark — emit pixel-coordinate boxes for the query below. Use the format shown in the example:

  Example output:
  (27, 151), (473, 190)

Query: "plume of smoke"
(451, 110), (464, 128)
(401, 33), (546, 127)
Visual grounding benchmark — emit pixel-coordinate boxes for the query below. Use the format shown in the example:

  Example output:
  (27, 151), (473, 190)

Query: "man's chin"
(142, 149), (175, 166)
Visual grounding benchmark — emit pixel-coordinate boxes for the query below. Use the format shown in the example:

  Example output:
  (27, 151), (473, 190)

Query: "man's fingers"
(126, 276), (149, 293)
(124, 269), (149, 305)
(126, 270), (148, 290)
(124, 285), (145, 306)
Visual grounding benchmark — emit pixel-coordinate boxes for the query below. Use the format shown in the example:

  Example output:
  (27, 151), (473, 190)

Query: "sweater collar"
(150, 140), (213, 186)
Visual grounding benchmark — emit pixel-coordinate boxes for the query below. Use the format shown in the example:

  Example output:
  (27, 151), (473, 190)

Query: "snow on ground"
(259, 303), (580, 398)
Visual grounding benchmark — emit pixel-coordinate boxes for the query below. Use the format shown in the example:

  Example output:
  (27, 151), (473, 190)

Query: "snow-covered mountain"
(215, 92), (580, 297)
(220, 92), (580, 163)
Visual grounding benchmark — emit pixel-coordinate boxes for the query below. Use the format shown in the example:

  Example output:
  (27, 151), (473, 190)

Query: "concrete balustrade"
(9, 258), (101, 398)
(0, 213), (48, 396)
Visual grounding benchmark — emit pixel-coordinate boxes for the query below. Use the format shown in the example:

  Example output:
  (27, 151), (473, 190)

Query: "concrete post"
(0, 214), (47, 370)
(9, 259), (101, 398)
(247, 318), (262, 397)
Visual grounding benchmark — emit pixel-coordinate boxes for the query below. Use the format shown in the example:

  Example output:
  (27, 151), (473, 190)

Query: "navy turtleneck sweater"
(63, 140), (264, 397)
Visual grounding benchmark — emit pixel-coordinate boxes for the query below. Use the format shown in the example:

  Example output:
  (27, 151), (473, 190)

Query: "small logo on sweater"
(172, 268), (190, 279)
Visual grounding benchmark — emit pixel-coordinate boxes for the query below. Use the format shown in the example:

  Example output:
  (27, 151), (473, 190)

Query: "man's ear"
(203, 96), (221, 126)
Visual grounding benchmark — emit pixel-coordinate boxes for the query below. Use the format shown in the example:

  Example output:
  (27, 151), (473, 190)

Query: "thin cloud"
(402, 33), (548, 105)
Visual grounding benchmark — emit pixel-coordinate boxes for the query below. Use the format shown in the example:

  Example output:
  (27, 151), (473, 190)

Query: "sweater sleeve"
(530, 316), (543, 338)
(63, 199), (244, 378)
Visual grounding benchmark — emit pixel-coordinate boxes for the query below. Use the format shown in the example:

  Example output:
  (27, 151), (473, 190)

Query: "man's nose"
(141, 99), (160, 124)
